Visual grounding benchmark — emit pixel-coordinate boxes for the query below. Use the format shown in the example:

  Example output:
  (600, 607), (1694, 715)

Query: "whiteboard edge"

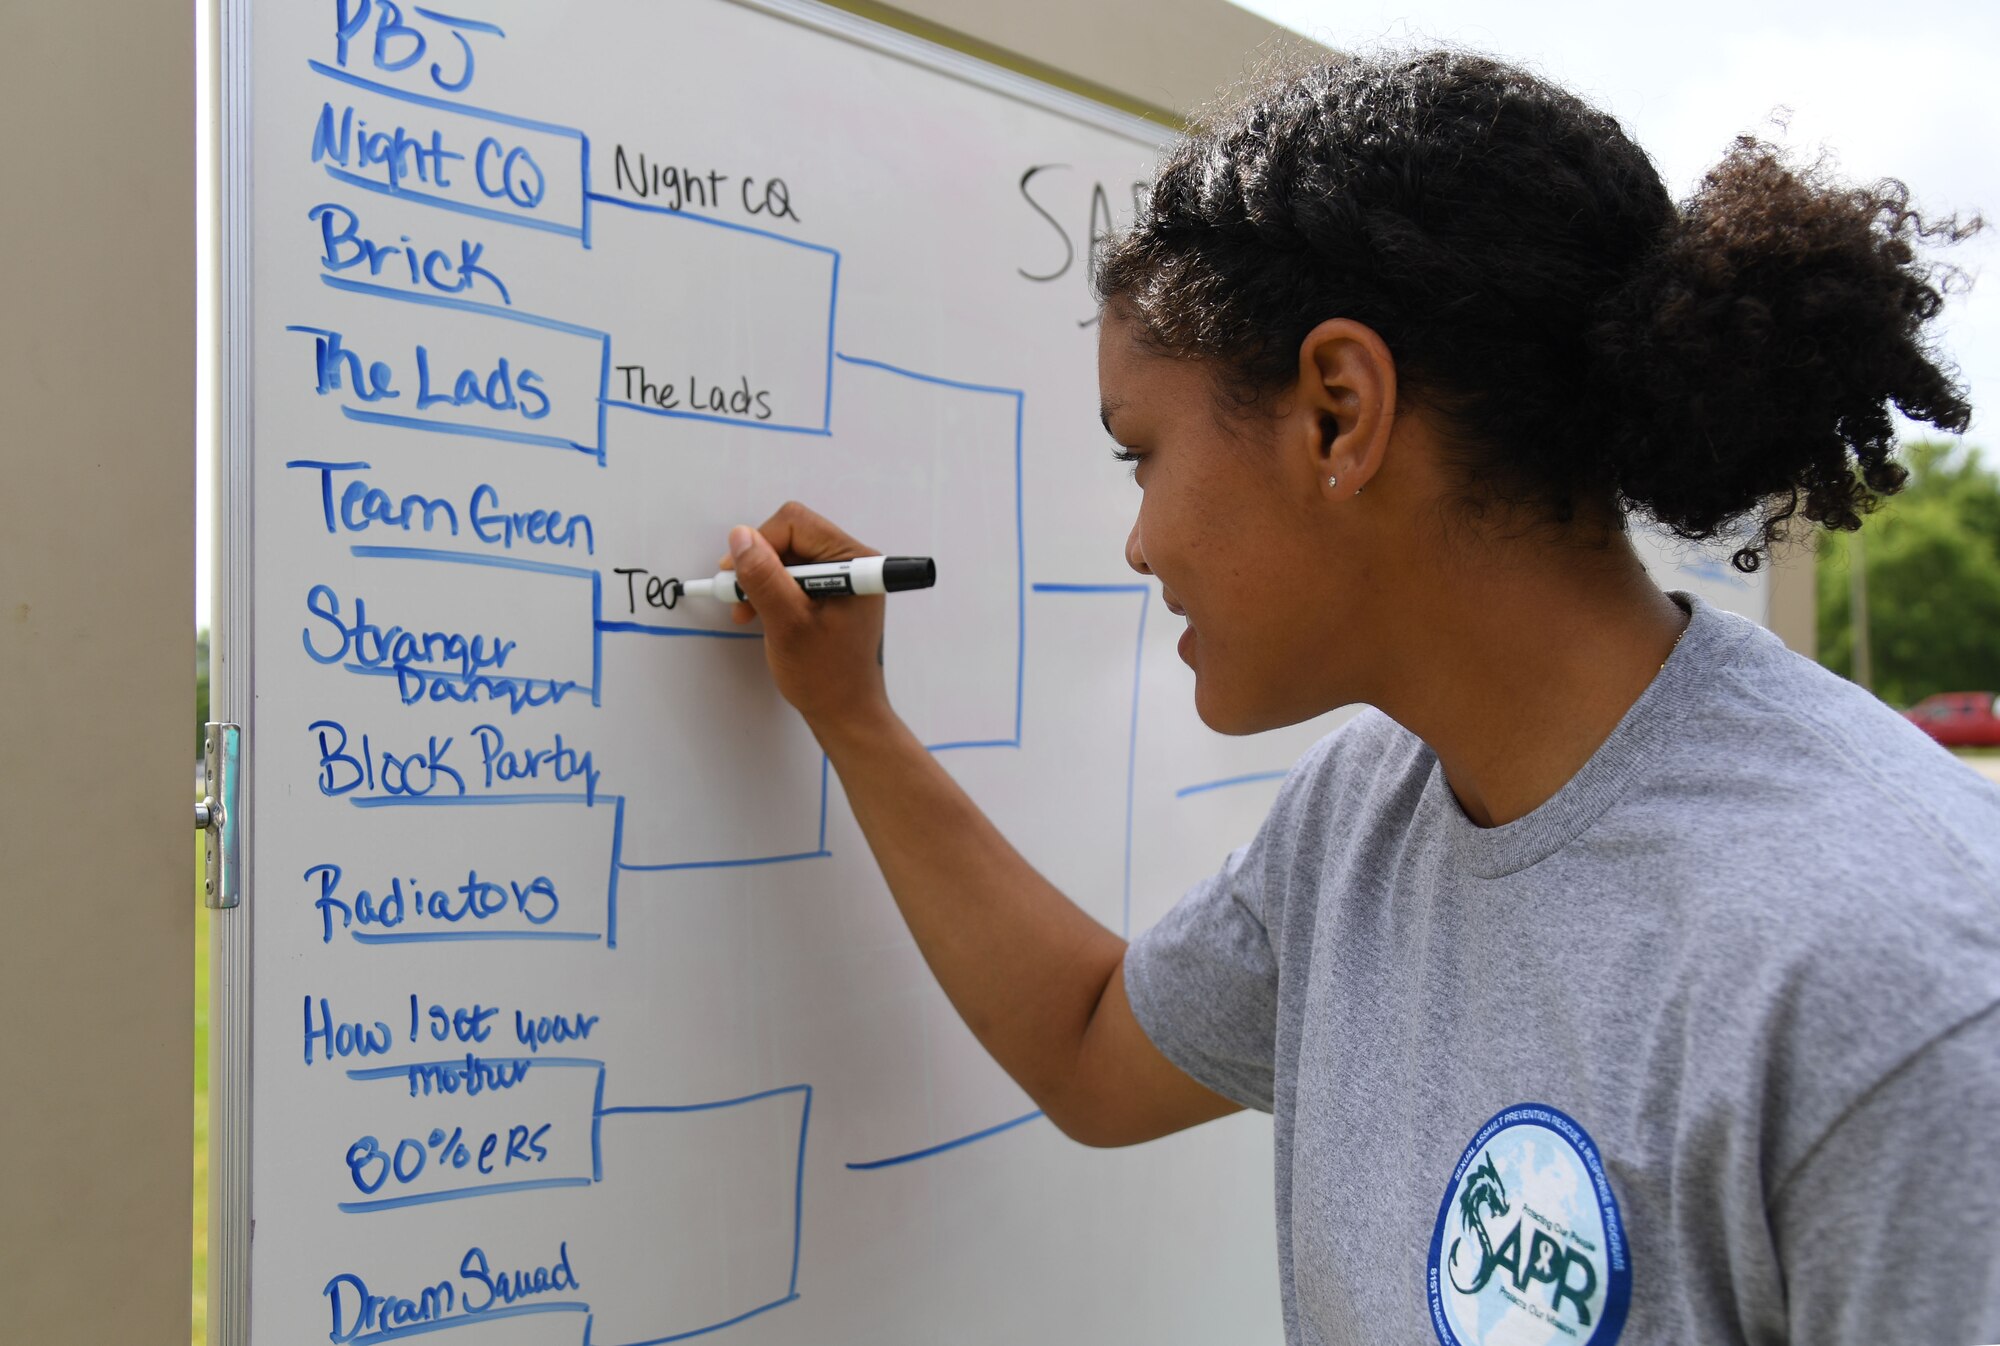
(726, 0), (1178, 149)
(211, 0), (254, 1341)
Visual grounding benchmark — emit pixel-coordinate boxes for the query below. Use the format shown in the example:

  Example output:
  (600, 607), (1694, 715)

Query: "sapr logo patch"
(1427, 1105), (1632, 1346)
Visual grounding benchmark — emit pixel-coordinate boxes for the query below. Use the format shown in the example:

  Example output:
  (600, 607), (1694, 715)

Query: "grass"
(193, 840), (209, 1346)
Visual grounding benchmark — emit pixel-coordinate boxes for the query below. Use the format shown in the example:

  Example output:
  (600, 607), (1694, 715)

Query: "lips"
(1162, 591), (1187, 617)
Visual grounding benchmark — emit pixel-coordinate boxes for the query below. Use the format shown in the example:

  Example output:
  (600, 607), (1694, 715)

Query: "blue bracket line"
(1175, 769), (1289, 799)
(347, 1056), (607, 1082)
(319, 163), (587, 239)
(338, 1175), (592, 1214)
(340, 405), (601, 458)
(347, 792), (597, 808)
(582, 1294), (801, 1346)
(410, 7), (504, 38)
(844, 1108), (1044, 1171)
(595, 619), (762, 641)
(339, 661), (590, 716)
(585, 190), (841, 437)
(610, 758), (830, 889)
(617, 848), (831, 874)
(836, 351), (1026, 748)
(348, 1299), (590, 1346)
(309, 58), (588, 140)
(1032, 582), (1150, 936)
(845, 584), (1148, 1173)
(320, 274), (608, 339)
(583, 190), (839, 257)
(354, 930), (601, 944)
(588, 1082), (813, 1344)
(598, 398), (833, 437)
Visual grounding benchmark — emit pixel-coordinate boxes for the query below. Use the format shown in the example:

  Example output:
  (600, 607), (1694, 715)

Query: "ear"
(1290, 318), (1396, 502)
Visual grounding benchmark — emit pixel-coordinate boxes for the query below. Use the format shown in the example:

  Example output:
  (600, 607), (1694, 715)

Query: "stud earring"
(1328, 475), (1338, 488)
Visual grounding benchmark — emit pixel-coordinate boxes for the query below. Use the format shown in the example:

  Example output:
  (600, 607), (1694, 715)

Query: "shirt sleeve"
(1123, 823), (1285, 1114)
(1773, 998), (2000, 1344)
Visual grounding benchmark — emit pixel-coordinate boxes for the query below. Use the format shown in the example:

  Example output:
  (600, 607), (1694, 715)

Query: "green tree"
(195, 627), (210, 757)
(1817, 439), (2000, 707)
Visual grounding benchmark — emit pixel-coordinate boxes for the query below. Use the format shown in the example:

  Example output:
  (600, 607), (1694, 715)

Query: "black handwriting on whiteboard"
(1016, 164), (1149, 327)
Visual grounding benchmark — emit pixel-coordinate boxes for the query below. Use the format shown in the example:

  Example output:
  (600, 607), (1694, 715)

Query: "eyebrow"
(1098, 400), (1123, 437)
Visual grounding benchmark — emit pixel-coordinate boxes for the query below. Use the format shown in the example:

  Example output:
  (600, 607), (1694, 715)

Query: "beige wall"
(0, 3), (195, 1342)
(1768, 543), (1818, 657)
(828, 0), (1297, 121)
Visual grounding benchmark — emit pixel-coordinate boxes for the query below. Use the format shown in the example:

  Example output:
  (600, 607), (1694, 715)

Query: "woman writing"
(717, 48), (1999, 1345)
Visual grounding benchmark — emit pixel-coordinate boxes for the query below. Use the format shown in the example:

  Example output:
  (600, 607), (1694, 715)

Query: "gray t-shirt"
(1125, 592), (2000, 1346)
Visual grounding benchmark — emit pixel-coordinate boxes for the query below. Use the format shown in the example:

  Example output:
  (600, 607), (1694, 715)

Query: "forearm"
(813, 707), (1127, 1132)
(720, 507), (1235, 1144)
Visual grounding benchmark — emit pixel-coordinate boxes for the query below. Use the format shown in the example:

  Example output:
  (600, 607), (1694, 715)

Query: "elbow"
(1037, 1093), (1172, 1150)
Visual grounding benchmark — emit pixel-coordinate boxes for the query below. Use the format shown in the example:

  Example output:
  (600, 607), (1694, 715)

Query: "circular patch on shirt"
(1427, 1104), (1632, 1346)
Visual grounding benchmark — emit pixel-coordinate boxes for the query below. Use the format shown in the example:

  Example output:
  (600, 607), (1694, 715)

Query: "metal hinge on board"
(197, 722), (242, 909)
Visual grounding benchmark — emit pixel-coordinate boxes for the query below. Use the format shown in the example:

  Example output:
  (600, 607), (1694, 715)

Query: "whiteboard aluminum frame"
(211, 0), (255, 1338)
(207, 2), (1172, 1342)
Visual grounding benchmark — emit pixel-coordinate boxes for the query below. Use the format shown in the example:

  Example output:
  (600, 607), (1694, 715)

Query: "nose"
(1124, 516), (1152, 576)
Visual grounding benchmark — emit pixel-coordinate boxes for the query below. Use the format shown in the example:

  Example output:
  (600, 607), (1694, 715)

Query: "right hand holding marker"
(724, 501), (892, 736)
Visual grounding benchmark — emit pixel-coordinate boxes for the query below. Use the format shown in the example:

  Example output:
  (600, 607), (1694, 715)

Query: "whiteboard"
(214, 2), (1315, 1343)
(212, 5), (1770, 1341)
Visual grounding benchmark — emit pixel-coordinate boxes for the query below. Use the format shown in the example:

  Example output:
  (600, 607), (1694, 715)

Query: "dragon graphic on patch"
(1427, 1104), (1633, 1346)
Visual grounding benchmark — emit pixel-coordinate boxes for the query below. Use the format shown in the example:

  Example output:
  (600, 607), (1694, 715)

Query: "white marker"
(676, 556), (937, 602)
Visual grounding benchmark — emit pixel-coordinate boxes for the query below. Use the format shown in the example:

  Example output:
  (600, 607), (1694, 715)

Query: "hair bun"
(1585, 135), (1982, 570)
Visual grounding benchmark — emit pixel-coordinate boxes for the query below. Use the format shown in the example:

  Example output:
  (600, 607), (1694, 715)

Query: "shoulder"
(1636, 603), (2000, 1170)
(1664, 603), (2000, 896)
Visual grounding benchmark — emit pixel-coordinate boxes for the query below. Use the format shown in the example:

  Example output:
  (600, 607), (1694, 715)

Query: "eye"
(1109, 447), (1142, 479)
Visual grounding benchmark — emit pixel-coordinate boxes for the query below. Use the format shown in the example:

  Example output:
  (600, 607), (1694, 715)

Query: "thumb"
(726, 524), (810, 623)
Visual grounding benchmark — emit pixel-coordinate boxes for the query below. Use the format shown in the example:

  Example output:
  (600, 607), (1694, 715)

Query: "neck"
(1361, 536), (1689, 828)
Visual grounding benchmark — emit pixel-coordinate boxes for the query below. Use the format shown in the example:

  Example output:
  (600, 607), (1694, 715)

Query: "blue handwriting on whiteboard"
(284, 461), (595, 554)
(305, 861), (560, 943)
(471, 724), (601, 801)
(344, 1123), (552, 1196)
(416, 345), (549, 418)
(334, 1), (508, 95)
(515, 1009), (599, 1053)
(286, 325), (399, 402)
(323, 1243), (581, 1345)
(313, 103), (462, 190)
(310, 202), (511, 304)
(311, 719), (466, 798)
(303, 583), (517, 678)
(303, 995), (394, 1065)
(287, 325), (550, 422)
(414, 996), (499, 1043)
(403, 1054), (533, 1097)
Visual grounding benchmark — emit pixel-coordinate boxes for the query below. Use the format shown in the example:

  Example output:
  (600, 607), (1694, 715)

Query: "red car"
(1902, 691), (2000, 748)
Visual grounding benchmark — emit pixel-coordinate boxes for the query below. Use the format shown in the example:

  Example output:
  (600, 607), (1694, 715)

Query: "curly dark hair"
(1095, 48), (1983, 570)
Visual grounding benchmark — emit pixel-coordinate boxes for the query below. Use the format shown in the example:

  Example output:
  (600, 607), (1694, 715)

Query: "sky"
(1230, 0), (1998, 440)
(194, 1), (1997, 627)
